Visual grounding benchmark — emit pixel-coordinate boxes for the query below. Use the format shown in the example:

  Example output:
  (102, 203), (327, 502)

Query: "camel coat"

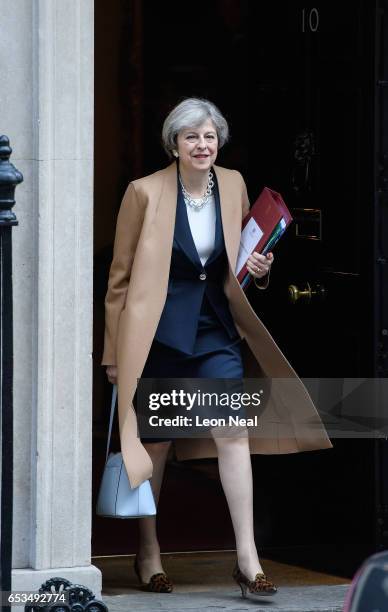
(101, 161), (333, 488)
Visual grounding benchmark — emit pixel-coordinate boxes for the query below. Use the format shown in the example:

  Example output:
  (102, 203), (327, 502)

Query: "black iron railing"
(0, 135), (22, 611)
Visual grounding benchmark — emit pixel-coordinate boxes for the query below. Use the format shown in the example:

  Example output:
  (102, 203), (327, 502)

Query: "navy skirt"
(134, 323), (244, 443)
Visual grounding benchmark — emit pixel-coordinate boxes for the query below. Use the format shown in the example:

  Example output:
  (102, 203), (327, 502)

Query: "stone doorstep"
(102, 583), (350, 611)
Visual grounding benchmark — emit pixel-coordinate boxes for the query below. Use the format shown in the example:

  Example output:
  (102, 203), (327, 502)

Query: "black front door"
(238, 1), (382, 575)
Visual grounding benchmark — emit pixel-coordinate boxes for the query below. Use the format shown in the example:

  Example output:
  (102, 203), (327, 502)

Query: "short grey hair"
(162, 98), (229, 158)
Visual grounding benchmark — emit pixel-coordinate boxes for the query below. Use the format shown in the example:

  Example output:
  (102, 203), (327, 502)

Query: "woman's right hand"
(106, 365), (118, 385)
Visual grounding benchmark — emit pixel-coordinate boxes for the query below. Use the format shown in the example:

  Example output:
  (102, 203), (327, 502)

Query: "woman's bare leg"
(212, 433), (264, 580)
(136, 440), (171, 582)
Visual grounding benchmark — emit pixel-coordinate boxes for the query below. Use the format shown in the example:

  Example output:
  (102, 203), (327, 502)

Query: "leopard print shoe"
(232, 561), (277, 597)
(134, 555), (173, 593)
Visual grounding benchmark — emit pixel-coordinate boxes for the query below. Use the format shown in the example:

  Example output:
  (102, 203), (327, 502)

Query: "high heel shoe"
(232, 561), (277, 597)
(133, 555), (173, 593)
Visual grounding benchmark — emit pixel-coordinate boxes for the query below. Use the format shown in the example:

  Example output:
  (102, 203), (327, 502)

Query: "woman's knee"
(211, 430), (249, 451)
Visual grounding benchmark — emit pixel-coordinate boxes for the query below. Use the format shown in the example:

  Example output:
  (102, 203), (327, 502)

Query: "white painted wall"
(0, 0), (101, 599)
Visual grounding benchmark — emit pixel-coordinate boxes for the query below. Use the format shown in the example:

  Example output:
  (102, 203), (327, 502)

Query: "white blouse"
(185, 195), (216, 266)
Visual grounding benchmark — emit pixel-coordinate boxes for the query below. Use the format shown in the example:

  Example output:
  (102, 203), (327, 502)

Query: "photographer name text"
(148, 415), (259, 428)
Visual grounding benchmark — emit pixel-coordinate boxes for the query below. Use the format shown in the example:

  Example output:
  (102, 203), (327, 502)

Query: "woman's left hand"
(246, 251), (274, 279)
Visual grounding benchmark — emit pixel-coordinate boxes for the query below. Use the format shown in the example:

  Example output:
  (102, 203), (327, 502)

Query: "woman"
(101, 98), (332, 598)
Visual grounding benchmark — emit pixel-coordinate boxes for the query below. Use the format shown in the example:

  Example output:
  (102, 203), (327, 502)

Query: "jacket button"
(199, 272), (207, 280)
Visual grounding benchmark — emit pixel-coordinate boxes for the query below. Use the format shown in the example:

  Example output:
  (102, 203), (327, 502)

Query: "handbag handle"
(105, 384), (118, 463)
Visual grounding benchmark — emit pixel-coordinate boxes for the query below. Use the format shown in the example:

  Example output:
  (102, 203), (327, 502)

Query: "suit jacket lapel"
(173, 179), (203, 270)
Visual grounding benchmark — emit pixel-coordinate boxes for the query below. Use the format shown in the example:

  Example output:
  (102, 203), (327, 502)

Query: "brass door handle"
(288, 281), (326, 304)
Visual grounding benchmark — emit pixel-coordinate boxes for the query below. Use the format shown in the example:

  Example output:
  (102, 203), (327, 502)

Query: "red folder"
(236, 187), (293, 289)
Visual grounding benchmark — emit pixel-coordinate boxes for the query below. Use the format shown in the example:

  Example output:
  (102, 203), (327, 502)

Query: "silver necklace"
(179, 171), (214, 211)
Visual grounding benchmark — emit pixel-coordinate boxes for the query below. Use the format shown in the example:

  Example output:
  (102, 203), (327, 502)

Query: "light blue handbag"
(96, 384), (156, 518)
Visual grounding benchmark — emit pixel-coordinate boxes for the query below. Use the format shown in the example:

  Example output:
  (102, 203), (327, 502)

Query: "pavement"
(101, 583), (349, 611)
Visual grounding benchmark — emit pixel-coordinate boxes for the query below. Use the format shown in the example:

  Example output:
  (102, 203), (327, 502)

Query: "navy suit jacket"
(154, 170), (240, 354)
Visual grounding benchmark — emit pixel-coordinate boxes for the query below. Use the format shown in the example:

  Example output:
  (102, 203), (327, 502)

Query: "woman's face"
(176, 118), (218, 173)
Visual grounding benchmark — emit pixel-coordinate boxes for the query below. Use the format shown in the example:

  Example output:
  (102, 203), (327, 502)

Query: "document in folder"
(236, 187), (293, 290)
